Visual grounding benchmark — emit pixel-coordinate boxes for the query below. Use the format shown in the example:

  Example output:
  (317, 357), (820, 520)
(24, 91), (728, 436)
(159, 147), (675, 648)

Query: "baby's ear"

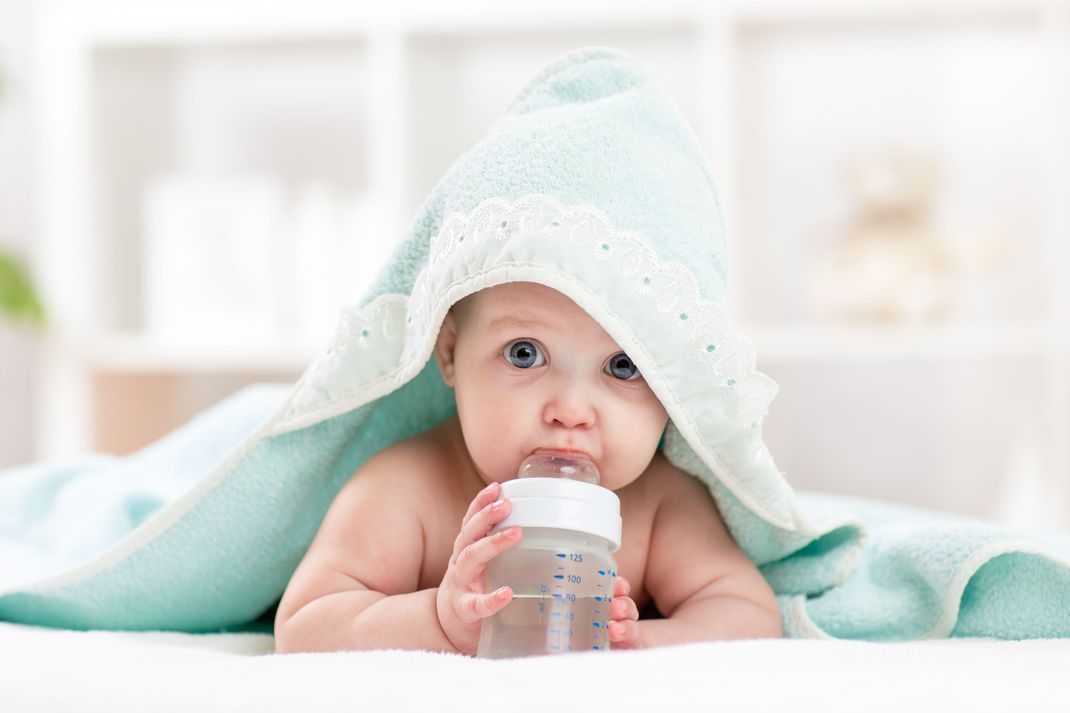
(434, 309), (458, 388)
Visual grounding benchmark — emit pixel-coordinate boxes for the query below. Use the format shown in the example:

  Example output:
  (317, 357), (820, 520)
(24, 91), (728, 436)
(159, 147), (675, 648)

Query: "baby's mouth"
(532, 447), (594, 461)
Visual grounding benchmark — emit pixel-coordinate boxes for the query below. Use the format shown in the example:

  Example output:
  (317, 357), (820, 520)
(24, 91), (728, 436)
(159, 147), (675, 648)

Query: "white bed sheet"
(2, 622), (1067, 712)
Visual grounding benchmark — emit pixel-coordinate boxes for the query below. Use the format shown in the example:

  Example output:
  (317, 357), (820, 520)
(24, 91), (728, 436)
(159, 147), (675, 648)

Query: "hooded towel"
(2, 47), (1068, 640)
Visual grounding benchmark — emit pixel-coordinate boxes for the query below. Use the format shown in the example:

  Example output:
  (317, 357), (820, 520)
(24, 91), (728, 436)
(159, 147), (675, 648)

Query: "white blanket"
(2, 623), (1066, 712)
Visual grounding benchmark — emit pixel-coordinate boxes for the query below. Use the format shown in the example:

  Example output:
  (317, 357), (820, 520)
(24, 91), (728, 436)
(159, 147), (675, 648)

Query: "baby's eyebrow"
(486, 315), (550, 332)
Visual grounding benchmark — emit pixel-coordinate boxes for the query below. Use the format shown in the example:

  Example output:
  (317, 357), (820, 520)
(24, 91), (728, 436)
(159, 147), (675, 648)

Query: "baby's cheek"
(457, 398), (524, 478)
(603, 408), (665, 489)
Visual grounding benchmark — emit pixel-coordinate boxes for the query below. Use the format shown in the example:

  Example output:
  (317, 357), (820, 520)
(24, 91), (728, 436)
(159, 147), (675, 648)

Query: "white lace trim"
(280, 295), (409, 425)
(403, 193), (778, 431)
(275, 193), (778, 449)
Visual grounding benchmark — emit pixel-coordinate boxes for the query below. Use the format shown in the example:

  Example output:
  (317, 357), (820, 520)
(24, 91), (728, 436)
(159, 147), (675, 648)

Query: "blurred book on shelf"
(142, 174), (393, 353)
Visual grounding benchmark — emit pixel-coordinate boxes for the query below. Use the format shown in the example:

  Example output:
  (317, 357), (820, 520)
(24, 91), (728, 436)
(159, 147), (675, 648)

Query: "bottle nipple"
(518, 453), (600, 485)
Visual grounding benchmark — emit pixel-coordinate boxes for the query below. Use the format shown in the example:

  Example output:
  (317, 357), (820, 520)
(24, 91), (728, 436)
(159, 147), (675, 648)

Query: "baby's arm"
(633, 462), (782, 648)
(274, 443), (520, 655)
(274, 446), (455, 654)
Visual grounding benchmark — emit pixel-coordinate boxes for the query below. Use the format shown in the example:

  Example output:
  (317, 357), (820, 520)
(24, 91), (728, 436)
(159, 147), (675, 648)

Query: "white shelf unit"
(33, 0), (1070, 526)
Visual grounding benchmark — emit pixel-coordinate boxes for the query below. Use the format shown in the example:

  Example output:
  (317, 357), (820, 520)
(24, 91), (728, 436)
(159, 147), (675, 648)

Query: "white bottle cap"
(492, 455), (621, 551)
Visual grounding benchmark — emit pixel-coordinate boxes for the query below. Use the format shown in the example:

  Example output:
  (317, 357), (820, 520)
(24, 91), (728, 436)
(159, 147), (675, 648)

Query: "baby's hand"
(435, 481), (522, 655)
(607, 575), (643, 650)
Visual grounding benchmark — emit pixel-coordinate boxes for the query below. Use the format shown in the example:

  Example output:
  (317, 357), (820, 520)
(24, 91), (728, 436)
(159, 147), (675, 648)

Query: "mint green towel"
(1, 47), (1067, 640)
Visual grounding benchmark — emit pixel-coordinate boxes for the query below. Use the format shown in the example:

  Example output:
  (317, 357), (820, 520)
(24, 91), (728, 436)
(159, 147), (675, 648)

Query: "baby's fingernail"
(481, 482), (497, 496)
(494, 587), (510, 600)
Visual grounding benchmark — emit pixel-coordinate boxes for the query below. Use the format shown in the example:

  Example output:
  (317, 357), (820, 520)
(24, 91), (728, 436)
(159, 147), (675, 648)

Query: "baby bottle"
(476, 453), (620, 658)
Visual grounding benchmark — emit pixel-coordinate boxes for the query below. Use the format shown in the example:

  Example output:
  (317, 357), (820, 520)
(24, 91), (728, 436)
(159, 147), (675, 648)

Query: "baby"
(274, 281), (782, 655)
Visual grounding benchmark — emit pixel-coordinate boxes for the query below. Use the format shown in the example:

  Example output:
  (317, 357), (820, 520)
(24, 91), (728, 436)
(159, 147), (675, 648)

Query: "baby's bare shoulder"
(358, 425), (456, 493)
(620, 452), (709, 514)
(344, 423), (468, 539)
(291, 424), (457, 592)
(648, 452), (710, 489)
(644, 454), (732, 544)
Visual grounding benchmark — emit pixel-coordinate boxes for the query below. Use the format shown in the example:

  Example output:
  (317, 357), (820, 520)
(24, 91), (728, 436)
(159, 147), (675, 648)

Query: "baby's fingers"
(608, 619), (643, 649)
(451, 496), (512, 564)
(606, 579), (642, 649)
(610, 595), (640, 622)
(457, 586), (513, 624)
(452, 526), (522, 583)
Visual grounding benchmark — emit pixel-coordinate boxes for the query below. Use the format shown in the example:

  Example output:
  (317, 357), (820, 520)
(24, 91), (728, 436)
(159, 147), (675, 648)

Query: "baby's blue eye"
(504, 340), (546, 369)
(605, 353), (640, 381)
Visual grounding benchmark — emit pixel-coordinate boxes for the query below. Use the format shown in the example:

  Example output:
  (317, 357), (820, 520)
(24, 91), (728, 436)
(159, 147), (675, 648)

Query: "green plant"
(0, 65), (43, 327)
(0, 251), (44, 326)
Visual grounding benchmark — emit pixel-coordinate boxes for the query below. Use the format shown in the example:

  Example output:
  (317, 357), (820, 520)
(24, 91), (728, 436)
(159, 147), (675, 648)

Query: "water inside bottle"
(477, 595), (610, 658)
(478, 533), (616, 658)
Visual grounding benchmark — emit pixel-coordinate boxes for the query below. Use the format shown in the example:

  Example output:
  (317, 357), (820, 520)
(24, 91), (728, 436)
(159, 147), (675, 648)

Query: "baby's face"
(434, 282), (669, 491)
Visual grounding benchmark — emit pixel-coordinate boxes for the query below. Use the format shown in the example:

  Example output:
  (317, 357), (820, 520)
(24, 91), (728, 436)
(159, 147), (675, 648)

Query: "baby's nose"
(542, 381), (596, 429)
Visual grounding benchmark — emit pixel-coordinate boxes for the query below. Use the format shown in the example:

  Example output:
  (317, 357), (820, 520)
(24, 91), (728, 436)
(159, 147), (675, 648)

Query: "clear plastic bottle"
(476, 454), (621, 658)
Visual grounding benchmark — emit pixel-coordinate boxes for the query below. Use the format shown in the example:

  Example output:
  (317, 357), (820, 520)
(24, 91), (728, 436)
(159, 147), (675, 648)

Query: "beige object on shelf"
(811, 148), (1006, 324)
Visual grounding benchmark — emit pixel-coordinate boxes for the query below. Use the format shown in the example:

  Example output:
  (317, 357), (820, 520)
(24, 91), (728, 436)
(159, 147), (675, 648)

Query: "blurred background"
(1, 0), (1068, 527)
